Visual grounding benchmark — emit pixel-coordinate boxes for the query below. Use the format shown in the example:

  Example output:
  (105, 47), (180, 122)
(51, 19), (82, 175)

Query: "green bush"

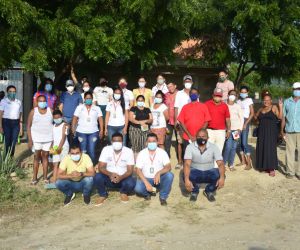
(0, 176), (15, 202)
(0, 147), (19, 176)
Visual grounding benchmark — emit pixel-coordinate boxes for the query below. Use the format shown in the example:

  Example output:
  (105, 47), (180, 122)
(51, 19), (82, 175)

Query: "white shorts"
(33, 141), (52, 152)
(50, 147), (69, 163)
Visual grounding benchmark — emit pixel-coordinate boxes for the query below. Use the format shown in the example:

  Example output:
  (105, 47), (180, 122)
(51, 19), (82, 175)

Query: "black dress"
(256, 110), (278, 171)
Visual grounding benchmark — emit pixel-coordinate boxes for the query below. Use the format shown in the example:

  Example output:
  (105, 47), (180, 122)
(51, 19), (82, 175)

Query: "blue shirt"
(60, 91), (83, 118)
(283, 97), (300, 133)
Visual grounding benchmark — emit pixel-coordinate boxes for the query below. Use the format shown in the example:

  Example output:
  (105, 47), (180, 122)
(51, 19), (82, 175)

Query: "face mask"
(112, 142), (123, 151)
(38, 101), (47, 109)
(138, 81), (146, 88)
(293, 90), (300, 97)
(196, 138), (207, 146)
(83, 87), (90, 92)
(228, 95), (236, 101)
(154, 97), (163, 104)
(147, 142), (157, 151)
(66, 86), (74, 92)
(219, 76), (226, 82)
(119, 82), (127, 89)
(54, 118), (63, 125)
(157, 79), (164, 85)
(85, 99), (93, 105)
(7, 93), (16, 100)
(240, 93), (248, 99)
(45, 83), (52, 92)
(137, 101), (144, 107)
(114, 94), (121, 100)
(70, 154), (81, 162)
(100, 82), (106, 87)
(184, 82), (192, 89)
(190, 93), (198, 102)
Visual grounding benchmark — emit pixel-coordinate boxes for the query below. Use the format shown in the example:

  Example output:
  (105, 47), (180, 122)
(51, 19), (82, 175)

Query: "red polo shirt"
(177, 102), (211, 140)
(205, 99), (230, 130)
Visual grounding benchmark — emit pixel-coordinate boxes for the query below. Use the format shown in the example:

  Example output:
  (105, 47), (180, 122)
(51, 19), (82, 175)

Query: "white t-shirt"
(150, 104), (168, 129)
(122, 89), (134, 107)
(174, 89), (191, 117)
(136, 147), (170, 178)
(0, 97), (22, 119)
(237, 98), (253, 119)
(106, 100), (129, 127)
(93, 86), (113, 106)
(99, 145), (134, 175)
(152, 84), (169, 96)
(74, 104), (102, 133)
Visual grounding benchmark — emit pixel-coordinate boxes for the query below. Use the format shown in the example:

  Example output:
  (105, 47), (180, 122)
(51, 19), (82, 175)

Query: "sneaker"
(83, 195), (91, 205)
(44, 183), (57, 189)
(203, 190), (216, 202)
(120, 194), (129, 203)
(64, 193), (76, 206)
(286, 174), (294, 179)
(160, 198), (167, 206)
(144, 195), (151, 201)
(229, 166), (236, 171)
(95, 196), (107, 207)
(190, 192), (198, 202)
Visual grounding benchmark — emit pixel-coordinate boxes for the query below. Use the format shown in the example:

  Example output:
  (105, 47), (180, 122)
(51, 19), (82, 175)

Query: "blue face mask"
(293, 90), (300, 97)
(137, 101), (144, 107)
(54, 118), (63, 125)
(147, 142), (157, 151)
(85, 99), (93, 105)
(70, 154), (81, 162)
(45, 83), (52, 92)
(154, 97), (163, 104)
(190, 93), (199, 102)
(7, 92), (16, 100)
(240, 93), (248, 99)
(38, 101), (47, 109)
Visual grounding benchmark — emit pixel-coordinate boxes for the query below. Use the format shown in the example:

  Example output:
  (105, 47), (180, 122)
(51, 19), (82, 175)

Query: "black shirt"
(130, 106), (151, 128)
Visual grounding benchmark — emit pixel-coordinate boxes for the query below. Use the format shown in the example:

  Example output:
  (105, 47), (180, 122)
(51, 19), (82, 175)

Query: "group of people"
(0, 70), (299, 206)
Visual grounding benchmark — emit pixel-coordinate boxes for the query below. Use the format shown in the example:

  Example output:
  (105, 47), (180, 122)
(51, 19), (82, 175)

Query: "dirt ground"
(0, 142), (300, 250)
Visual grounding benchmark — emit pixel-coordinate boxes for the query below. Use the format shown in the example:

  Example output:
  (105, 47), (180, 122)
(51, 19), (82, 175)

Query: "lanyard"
(113, 151), (122, 166)
(113, 101), (119, 112)
(149, 152), (156, 165)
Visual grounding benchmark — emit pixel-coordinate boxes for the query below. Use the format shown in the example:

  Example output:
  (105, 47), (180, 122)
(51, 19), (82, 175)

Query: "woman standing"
(27, 95), (53, 184)
(33, 78), (57, 109)
(0, 85), (23, 156)
(129, 95), (153, 156)
(150, 90), (169, 149)
(237, 85), (254, 170)
(72, 92), (103, 164)
(105, 87), (128, 145)
(223, 90), (244, 171)
(133, 77), (153, 108)
(81, 80), (96, 104)
(255, 93), (283, 176)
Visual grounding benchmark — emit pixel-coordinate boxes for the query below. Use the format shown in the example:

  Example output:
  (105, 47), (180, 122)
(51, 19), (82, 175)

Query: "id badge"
(150, 167), (154, 174)
(86, 117), (91, 122)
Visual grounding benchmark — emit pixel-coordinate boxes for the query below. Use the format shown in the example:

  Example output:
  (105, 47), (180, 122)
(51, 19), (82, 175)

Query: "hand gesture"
(145, 182), (153, 192)
(154, 173), (160, 185)
(278, 97), (283, 107)
(216, 177), (225, 189)
(185, 179), (194, 192)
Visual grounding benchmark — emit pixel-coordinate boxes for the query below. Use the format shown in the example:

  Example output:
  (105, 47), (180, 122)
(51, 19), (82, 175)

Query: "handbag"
(252, 127), (258, 137)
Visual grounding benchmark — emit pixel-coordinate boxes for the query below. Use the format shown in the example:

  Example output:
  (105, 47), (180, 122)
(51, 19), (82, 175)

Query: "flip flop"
(31, 180), (38, 185)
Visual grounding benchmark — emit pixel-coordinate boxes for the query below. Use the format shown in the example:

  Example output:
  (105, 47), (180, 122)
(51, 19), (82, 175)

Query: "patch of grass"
(0, 176), (15, 201)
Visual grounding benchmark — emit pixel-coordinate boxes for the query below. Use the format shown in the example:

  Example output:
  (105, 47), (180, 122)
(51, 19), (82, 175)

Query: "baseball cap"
(66, 80), (74, 86)
(293, 82), (300, 89)
(183, 75), (193, 82)
(213, 88), (223, 97)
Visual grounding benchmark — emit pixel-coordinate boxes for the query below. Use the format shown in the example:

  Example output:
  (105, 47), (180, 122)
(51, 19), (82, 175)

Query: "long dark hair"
(113, 86), (126, 114)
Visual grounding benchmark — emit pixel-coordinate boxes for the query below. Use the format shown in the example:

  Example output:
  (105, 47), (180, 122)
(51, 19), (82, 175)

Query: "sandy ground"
(0, 142), (300, 250)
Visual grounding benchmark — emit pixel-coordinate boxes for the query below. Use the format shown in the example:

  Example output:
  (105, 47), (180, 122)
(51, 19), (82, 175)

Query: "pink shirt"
(216, 80), (234, 101)
(165, 91), (177, 125)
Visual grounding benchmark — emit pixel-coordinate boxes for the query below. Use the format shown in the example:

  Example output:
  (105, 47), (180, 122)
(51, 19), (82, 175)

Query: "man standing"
(152, 74), (169, 97)
(177, 88), (211, 150)
(205, 88), (231, 153)
(174, 74), (193, 168)
(281, 82), (300, 179)
(94, 133), (136, 206)
(216, 70), (234, 102)
(56, 143), (95, 206)
(184, 129), (225, 202)
(135, 133), (174, 206)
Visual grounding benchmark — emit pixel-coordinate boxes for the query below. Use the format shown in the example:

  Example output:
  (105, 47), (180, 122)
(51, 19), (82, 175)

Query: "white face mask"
(66, 86), (74, 92)
(228, 95), (236, 102)
(184, 82), (192, 89)
(138, 81), (146, 88)
(83, 87), (90, 92)
(114, 93), (121, 100)
(157, 79), (164, 85)
(112, 142), (123, 151)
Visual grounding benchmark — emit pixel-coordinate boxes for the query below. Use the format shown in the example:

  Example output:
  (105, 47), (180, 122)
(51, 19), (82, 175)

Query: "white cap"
(293, 82), (300, 89)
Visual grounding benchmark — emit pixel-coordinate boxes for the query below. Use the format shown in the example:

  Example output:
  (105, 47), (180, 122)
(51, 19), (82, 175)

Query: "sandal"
(269, 170), (275, 177)
(44, 179), (50, 184)
(229, 167), (236, 171)
(31, 179), (38, 185)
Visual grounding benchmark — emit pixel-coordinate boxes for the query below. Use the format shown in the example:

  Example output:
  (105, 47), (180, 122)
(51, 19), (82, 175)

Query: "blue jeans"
(107, 125), (126, 145)
(77, 131), (98, 163)
(94, 173), (136, 197)
(223, 131), (238, 166)
(56, 177), (94, 197)
(188, 168), (220, 193)
(239, 122), (251, 155)
(2, 118), (20, 156)
(134, 172), (174, 200)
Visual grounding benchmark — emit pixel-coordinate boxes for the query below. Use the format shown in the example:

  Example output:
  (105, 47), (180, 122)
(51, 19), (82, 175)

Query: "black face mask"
(196, 138), (207, 146)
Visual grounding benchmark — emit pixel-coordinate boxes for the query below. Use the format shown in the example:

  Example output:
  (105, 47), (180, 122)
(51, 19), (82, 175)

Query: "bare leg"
(177, 143), (183, 164)
(41, 150), (49, 180)
(52, 163), (59, 183)
(32, 150), (42, 181)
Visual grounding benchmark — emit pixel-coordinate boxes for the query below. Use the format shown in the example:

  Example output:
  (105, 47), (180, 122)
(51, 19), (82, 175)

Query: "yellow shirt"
(59, 153), (93, 181)
(133, 88), (152, 108)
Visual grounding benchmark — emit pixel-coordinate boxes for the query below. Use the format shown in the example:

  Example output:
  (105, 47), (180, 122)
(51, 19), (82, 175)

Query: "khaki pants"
(207, 129), (226, 153)
(286, 133), (300, 176)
